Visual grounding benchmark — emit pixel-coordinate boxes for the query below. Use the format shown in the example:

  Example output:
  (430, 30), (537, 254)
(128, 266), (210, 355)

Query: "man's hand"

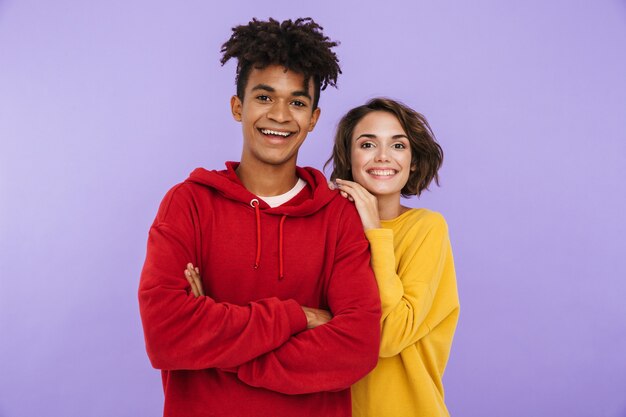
(185, 263), (205, 297)
(185, 263), (331, 329)
(301, 306), (332, 329)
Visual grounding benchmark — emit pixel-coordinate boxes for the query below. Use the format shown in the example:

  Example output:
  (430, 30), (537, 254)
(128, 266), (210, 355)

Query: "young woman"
(326, 98), (459, 417)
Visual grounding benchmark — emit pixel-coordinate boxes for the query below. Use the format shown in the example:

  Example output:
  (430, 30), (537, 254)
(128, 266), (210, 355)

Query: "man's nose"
(267, 101), (291, 123)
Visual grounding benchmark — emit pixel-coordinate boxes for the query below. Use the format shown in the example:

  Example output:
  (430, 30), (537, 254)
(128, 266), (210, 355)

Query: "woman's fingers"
(333, 179), (366, 203)
(336, 179), (373, 204)
(335, 179), (381, 230)
(335, 178), (363, 190)
(336, 178), (366, 195)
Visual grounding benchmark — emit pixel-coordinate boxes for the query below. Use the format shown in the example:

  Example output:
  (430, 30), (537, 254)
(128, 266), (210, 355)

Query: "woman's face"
(350, 111), (413, 200)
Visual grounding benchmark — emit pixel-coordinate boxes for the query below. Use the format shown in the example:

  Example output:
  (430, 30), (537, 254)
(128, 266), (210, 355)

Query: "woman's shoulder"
(392, 209), (451, 253)
(391, 208), (448, 230)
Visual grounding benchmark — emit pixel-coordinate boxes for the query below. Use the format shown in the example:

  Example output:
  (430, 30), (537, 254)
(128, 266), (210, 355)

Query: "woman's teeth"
(368, 169), (396, 176)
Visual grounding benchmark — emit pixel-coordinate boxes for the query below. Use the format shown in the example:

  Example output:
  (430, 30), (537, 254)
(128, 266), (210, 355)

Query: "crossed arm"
(184, 263), (332, 329)
(139, 189), (381, 394)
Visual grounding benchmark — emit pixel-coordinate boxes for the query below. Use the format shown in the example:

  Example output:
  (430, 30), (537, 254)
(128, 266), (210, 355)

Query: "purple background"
(1, 1), (626, 416)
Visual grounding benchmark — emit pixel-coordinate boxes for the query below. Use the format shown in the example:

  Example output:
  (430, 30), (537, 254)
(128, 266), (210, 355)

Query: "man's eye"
(291, 100), (306, 107)
(257, 95), (270, 101)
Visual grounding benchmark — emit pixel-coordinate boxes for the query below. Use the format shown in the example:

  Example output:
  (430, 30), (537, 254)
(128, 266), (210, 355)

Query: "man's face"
(231, 65), (321, 170)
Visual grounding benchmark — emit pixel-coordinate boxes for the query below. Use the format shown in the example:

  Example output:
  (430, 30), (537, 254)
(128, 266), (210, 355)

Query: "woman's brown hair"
(325, 98), (443, 197)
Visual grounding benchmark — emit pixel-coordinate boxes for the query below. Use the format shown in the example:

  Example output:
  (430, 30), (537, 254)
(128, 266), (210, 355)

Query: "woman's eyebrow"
(356, 133), (408, 140)
(355, 133), (377, 140)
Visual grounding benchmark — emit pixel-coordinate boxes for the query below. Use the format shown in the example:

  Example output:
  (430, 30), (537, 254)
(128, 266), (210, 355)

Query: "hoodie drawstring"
(250, 199), (287, 280)
(278, 215), (286, 280)
(250, 199), (261, 269)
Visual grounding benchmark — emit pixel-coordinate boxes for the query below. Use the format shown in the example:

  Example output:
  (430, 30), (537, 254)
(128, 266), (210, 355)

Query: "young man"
(138, 18), (381, 417)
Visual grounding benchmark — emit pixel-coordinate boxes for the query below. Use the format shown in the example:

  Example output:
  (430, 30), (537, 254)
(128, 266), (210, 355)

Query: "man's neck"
(236, 160), (299, 197)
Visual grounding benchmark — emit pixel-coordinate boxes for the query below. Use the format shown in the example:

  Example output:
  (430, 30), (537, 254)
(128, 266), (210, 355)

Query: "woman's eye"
(393, 143), (406, 149)
(361, 142), (375, 149)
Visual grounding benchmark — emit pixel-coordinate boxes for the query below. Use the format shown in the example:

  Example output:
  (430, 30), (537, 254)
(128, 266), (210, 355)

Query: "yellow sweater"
(352, 209), (460, 417)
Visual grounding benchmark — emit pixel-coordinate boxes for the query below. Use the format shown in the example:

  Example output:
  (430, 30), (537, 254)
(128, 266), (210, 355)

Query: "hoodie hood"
(185, 161), (337, 216)
(184, 162), (339, 280)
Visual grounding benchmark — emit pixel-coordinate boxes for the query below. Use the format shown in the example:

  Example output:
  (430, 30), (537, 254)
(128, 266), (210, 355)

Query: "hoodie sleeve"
(138, 185), (307, 370)
(365, 211), (458, 358)
(233, 203), (382, 395)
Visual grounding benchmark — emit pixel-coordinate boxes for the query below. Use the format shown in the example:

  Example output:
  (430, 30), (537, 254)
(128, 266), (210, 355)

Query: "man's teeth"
(368, 169), (396, 176)
(261, 129), (291, 137)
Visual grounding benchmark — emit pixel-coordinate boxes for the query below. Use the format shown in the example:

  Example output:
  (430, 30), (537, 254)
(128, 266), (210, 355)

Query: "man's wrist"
(283, 299), (308, 334)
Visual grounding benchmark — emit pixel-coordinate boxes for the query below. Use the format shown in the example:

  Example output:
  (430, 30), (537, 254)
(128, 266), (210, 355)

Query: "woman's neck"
(377, 194), (407, 221)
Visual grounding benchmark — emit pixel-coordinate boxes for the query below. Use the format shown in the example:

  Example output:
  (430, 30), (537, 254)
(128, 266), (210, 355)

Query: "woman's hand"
(184, 263), (205, 297)
(330, 179), (381, 231)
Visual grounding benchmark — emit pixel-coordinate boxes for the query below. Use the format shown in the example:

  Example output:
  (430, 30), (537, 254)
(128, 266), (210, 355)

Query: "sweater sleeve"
(138, 186), (308, 371)
(365, 212), (453, 358)
(233, 205), (382, 395)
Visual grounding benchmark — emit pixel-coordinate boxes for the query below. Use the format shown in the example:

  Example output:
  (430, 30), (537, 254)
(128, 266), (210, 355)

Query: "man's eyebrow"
(249, 84), (311, 101)
(250, 84), (275, 93)
(292, 90), (312, 100)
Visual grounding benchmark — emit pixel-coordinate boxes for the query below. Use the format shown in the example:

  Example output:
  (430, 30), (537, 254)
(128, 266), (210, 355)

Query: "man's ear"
(308, 107), (321, 132)
(231, 95), (242, 121)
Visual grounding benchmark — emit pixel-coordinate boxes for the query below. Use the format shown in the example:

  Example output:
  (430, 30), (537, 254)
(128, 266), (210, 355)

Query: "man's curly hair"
(220, 17), (341, 109)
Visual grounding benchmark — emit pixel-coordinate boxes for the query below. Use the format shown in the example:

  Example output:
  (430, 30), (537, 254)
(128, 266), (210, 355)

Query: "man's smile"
(259, 128), (294, 138)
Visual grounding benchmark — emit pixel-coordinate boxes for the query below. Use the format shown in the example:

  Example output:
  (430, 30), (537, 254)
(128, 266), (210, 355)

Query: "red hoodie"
(139, 162), (381, 417)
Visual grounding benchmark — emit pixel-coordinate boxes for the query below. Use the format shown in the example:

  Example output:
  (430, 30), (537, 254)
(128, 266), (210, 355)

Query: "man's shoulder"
(162, 180), (204, 202)
(314, 192), (365, 241)
(323, 191), (358, 215)
(155, 180), (221, 220)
